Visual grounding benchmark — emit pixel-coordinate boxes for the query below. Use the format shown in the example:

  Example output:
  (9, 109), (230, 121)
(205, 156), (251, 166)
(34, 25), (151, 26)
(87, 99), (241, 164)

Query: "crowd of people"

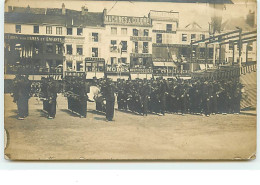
(11, 74), (243, 121)
(64, 76), (90, 118)
(94, 77), (243, 117)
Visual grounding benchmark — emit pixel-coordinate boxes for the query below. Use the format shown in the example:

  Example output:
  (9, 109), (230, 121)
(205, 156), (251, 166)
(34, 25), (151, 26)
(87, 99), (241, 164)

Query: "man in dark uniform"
(46, 77), (58, 119)
(140, 80), (150, 116)
(13, 75), (31, 120)
(103, 78), (116, 121)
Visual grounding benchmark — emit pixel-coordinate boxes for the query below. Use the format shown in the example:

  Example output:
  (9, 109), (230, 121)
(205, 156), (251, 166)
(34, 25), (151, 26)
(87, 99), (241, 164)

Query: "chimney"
(81, 6), (88, 15)
(8, 6), (13, 12)
(62, 3), (66, 15)
(103, 8), (107, 16)
(26, 5), (30, 13)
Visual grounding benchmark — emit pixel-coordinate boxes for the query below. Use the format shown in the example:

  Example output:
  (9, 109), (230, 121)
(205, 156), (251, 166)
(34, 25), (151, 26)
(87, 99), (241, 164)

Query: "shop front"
(4, 33), (65, 75)
(153, 60), (177, 79)
(85, 57), (105, 79)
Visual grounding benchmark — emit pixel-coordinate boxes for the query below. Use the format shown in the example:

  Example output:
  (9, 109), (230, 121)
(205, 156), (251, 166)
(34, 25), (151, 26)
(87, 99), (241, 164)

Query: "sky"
(4, 0), (257, 29)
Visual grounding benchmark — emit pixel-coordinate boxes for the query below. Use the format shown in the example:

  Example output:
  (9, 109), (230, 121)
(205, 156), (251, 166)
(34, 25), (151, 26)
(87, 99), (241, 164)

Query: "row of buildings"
(4, 4), (257, 80)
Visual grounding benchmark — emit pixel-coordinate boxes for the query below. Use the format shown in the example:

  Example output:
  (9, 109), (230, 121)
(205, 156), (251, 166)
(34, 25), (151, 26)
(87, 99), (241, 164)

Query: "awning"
(153, 62), (176, 67)
(164, 62), (177, 67)
(153, 62), (165, 67)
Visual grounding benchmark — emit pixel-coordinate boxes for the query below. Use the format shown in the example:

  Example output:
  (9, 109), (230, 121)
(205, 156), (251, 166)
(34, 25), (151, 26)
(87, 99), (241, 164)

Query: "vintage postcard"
(4, 0), (257, 160)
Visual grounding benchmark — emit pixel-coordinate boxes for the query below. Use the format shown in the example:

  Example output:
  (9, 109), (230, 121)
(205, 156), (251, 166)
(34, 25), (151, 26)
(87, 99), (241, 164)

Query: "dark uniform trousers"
(17, 96), (29, 118)
(106, 101), (115, 121)
(48, 99), (56, 118)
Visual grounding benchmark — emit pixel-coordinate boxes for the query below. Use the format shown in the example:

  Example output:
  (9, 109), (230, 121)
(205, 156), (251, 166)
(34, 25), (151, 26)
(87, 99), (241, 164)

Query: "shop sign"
(5, 33), (65, 42)
(130, 68), (153, 74)
(105, 15), (151, 26)
(106, 66), (130, 73)
(85, 57), (105, 62)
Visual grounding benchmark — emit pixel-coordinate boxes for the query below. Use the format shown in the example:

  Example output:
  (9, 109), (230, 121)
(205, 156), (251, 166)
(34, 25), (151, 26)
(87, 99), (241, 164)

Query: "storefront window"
(46, 26), (52, 34)
(121, 28), (127, 35)
(56, 27), (62, 35)
(33, 25), (39, 34)
(144, 29), (149, 36)
(15, 25), (21, 33)
(92, 48), (98, 57)
(182, 34), (187, 41)
(166, 24), (172, 32)
(133, 29), (139, 36)
(143, 42), (148, 53)
(229, 41), (233, 50)
(156, 34), (162, 44)
(77, 28), (83, 36)
(46, 43), (53, 53)
(33, 43), (39, 54)
(66, 45), (73, 55)
(92, 33), (99, 42)
(76, 45), (83, 55)
(110, 40), (117, 52)
(111, 27), (117, 35)
(67, 28), (73, 35)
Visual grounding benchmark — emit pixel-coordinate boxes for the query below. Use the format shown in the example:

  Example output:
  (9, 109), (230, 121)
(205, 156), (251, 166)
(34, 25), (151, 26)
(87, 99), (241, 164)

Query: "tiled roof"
(5, 10), (104, 27)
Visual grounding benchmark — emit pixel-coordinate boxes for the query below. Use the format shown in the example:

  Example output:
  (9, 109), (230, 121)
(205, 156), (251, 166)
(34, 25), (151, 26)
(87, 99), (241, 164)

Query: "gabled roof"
(178, 21), (208, 32)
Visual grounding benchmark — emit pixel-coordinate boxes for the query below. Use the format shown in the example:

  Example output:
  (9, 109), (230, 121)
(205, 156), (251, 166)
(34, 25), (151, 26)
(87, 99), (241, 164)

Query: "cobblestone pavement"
(4, 94), (256, 160)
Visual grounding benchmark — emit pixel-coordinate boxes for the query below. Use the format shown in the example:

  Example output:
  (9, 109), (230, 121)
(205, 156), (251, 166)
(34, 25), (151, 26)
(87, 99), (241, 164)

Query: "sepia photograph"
(3, 0), (257, 160)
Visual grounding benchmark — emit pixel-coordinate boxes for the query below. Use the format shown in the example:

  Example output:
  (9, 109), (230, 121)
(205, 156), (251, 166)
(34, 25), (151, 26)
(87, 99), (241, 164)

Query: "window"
(77, 28), (83, 36)
(121, 41), (127, 52)
(144, 29), (149, 36)
(111, 57), (117, 66)
(56, 27), (62, 35)
(200, 34), (205, 40)
(46, 43), (53, 53)
(76, 45), (83, 55)
(133, 29), (138, 36)
(56, 44), (63, 54)
(111, 27), (117, 35)
(66, 61), (72, 71)
(33, 43), (39, 54)
(229, 41), (233, 50)
(156, 34), (162, 43)
(66, 45), (73, 55)
(92, 48), (98, 57)
(191, 34), (196, 41)
(92, 33), (99, 42)
(143, 42), (148, 53)
(121, 57), (127, 64)
(110, 40), (117, 52)
(248, 42), (253, 51)
(121, 28), (127, 35)
(134, 42), (138, 52)
(67, 28), (73, 35)
(15, 25), (21, 33)
(166, 24), (172, 32)
(46, 26), (52, 34)
(182, 34), (187, 41)
(33, 25), (39, 34)
(76, 61), (83, 71)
